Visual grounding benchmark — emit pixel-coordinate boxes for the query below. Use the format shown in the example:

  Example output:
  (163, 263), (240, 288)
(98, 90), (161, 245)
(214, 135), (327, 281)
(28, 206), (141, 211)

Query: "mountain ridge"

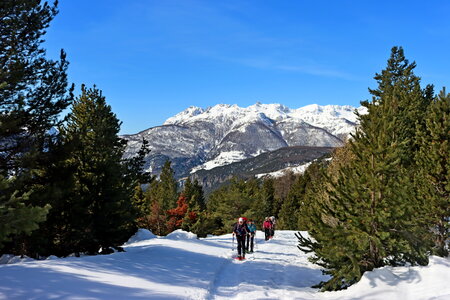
(122, 103), (365, 179)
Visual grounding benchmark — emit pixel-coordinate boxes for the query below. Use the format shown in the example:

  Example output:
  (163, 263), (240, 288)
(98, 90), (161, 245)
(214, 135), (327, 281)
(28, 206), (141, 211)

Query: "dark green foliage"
(204, 174), (304, 233)
(178, 178), (206, 233)
(367, 46), (432, 167)
(124, 138), (152, 189)
(0, 175), (49, 248)
(53, 85), (137, 254)
(183, 177), (206, 212)
(207, 177), (259, 233)
(140, 160), (178, 235)
(415, 88), (450, 256)
(0, 0), (73, 253)
(154, 160), (178, 212)
(0, 0), (73, 174)
(297, 47), (432, 291)
(259, 177), (275, 219)
(133, 184), (147, 220)
(125, 138), (153, 222)
(189, 212), (223, 238)
(278, 172), (310, 230)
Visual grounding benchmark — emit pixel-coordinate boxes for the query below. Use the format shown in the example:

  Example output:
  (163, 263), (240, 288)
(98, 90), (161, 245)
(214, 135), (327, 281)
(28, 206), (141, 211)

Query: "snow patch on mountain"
(256, 161), (313, 178)
(191, 151), (247, 172)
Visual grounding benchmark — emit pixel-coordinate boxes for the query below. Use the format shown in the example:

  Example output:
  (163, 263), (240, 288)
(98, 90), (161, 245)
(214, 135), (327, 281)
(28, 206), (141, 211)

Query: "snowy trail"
(0, 230), (449, 299)
(205, 231), (324, 300)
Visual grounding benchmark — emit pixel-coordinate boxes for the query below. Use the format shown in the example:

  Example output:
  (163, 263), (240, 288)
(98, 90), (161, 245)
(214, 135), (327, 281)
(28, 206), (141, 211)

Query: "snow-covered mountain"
(122, 103), (366, 178)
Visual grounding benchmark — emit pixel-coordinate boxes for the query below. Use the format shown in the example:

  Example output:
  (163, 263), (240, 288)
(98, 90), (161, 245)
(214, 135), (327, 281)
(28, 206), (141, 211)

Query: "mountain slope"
(122, 103), (365, 178)
(191, 146), (334, 193)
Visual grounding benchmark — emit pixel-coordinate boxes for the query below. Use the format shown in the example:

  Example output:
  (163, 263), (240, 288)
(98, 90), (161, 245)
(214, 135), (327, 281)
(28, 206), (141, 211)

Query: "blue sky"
(44, 0), (450, 134)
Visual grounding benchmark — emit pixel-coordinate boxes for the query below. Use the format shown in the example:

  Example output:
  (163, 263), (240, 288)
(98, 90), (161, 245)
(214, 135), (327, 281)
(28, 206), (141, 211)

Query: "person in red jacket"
(263, 217), (273, 241)
(233, 217), (249, 260)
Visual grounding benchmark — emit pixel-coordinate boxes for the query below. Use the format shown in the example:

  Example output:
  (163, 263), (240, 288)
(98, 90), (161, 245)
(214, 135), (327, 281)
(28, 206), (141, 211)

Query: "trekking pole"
(232, 234), (235, 251)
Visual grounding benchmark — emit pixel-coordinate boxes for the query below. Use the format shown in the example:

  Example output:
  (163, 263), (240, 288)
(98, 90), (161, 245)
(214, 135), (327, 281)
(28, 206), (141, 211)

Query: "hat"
(238, 217), (244, 222)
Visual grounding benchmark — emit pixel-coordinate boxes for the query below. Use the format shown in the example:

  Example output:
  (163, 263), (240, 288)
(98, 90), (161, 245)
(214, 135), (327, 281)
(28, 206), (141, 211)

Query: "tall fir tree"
(367, 46), (433, 166)
(142, 160), (178, 235)
(183, 178), (206, 211)
(297, 47), (432, 291)
(207, 177), (258, 233)
(415, 87), (450, 256)
(0, 0), (73, 253)
(260, 177), (275, 218)
(278, 172), (310, 230)
(157, 160), (178, 212)
(125, 138), (153, 224)
(178, 178), (205, 232)
(57, 85), (136, 254)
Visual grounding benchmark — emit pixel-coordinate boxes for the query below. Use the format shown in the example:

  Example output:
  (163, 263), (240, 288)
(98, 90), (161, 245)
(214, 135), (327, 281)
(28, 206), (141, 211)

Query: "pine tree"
(260, 177), (275, 218)
(141, 160), (178, 235)
(0, 1), (73, 173)
(0, 0), (73, 254)
(297, 47), (432, 291)
(177, 178), (205, 232)
(273, 170), (297, 219)
(157, 160), (178, 212)
(207, 177), (258, 233)
(124, 138), (152, 190)
(278, 173), (309, 230)
(183, 178), (206, 211)
(415, 87), (450, 256)
(124, 138), (153, 227)
(58, 85), (136, 254)
(0, 175), (49, 249)
(367, 46), (432, 166)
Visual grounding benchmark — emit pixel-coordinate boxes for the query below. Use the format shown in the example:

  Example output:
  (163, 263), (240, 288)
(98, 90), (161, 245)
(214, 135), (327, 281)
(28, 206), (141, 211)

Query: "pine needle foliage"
(415, 88), (450, 256)
(297, 47), (432, 291)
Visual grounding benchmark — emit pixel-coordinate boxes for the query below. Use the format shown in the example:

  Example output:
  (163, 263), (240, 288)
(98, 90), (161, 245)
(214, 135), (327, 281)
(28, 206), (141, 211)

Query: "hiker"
(246, 219), (256, 253)
(270, 216), (276, 238)
(263, 217), (273, 241)
(233, 217), (249, 260)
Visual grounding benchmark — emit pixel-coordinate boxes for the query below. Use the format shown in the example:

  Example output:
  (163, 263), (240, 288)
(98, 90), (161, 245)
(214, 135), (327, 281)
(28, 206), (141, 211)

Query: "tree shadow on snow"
(365, 266), (422, 288)
(0, 244), (231, 299)
(0, 264), (180, 300)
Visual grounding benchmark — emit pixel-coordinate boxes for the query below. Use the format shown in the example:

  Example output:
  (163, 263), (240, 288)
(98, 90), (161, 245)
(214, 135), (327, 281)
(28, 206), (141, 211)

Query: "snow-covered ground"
(0, 230), (449, 300)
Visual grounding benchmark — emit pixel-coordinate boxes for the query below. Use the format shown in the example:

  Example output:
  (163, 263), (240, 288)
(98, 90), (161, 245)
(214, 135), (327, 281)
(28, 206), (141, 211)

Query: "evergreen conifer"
(415, 87), (450, 256)
(0, 0), (73, 253)
(58, 85), (136, 254)
(297, 47), (432, 291)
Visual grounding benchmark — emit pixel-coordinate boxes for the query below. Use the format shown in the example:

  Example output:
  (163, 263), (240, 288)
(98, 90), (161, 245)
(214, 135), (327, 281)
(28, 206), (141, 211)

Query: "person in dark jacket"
(233, 217), (249, 260)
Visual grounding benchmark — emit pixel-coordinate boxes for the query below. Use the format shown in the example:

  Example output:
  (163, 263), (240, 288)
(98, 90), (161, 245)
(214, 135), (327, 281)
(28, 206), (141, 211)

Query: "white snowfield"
(0, 230), (449, 300)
